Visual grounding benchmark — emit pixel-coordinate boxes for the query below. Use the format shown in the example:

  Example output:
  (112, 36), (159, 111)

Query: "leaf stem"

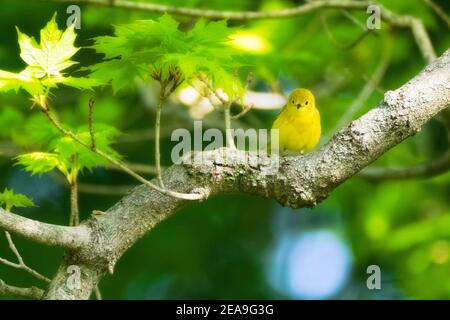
(69, 176), (79, 226)
(231, 104), (253, 120)
(224, 103), (235, 149)
(88, 98), (96, 151)
(155, 93), (165, 188)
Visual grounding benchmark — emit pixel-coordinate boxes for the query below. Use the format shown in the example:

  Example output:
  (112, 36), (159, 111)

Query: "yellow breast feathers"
(271, 88), (321, 154)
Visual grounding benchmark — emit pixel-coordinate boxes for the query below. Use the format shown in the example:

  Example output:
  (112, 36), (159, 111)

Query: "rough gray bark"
(0, 208), (90, 249)
(0, 279), (44, 299)
(1, 49), (449, 300)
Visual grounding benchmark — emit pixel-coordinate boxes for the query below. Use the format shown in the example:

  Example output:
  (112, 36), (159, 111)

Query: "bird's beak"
(296, 104), (302, 109)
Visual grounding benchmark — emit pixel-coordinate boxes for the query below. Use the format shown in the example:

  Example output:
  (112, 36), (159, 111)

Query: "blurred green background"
(0, 0), (449, 299)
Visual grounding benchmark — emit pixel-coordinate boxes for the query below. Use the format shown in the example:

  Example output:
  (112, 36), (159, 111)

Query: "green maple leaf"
(0, 188), (36, 211)
(15, 123), (122, 179)
(0, 12), (99, 104)
(90, 14), (244, 98)
(15, 151), (69, 176)
(0, 69), (46, 97)
(52, 124), (122, 171)
(16, 13), (79, 79)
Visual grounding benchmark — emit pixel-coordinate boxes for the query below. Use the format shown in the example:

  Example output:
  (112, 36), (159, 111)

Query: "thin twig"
(231, 73), (254, 119)
(108, 162), (159, 175)
(224, 103), (236, 149)
(321, 12), (374, 50)
(0, 279), (44, 299)
(0, 141), (160, 176)
(69, 168), (79, 226)
(359, 149), (450, 181)
(40, 0), (437, 62)
(1, 231), (51, 283)
(422, 0), (450, 29)
(244, 72), (254, 90)
(41, 108), (205, 200)
(70, 181), (79, 225)
(231, 104), (253, 120)
(328, 35), (391, 137)
(34, 0), (390, 20)
(196, 74), (255, 120)
(155, 92), (165, 188)
(5, 231), (24, 265)
(198, 75), (228, 105)
(190, 81), (222, 112)
(94, 285), (102, 300)
(379, 6), (436, 62)
(0, 256), (22, 269)
(116, 127), (175, 143)
(340, 9), (368, 30)
(88, 98), (96, 151)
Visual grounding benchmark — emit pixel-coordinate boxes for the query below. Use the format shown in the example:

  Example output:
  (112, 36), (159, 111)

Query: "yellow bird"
(271, 88), (321, 154)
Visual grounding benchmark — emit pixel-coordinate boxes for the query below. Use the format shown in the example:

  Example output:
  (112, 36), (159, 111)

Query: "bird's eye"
(291, 100), (295, 104)
(305, 101), (308, 105)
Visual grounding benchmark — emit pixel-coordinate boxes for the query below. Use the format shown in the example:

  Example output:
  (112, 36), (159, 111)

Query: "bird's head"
(287, 88), (315, 112)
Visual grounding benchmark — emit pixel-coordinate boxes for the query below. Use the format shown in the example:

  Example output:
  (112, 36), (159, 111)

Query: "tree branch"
(359, 149), (450, 181)
(328, 34), (391, 136)
(43, 49), (450, 299)
(41, 108), (205, 201)
(41, 0), (437, 62)
(0, 279), (44, 299)
(422, 0), (450, 29)
(0, 209), (90, 249)
(0, 231), (51, 282)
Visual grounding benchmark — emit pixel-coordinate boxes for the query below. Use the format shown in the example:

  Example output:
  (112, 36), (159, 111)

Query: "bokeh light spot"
(268, 230), (352, 299)
(230, 31), (271, 54)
